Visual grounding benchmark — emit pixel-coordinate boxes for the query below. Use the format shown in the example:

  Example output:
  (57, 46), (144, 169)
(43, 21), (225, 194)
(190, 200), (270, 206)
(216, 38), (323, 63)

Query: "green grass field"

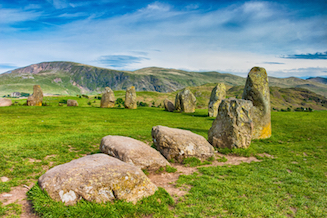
(0, 104), (326, 217)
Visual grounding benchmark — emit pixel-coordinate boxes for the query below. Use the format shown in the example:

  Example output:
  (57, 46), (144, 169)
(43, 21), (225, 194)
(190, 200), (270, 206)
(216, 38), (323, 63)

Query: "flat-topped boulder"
(164, 99), (175, 112)
(124, 86), (137, 109)
(208, 83), (226, 117)
(175, 88), (196, 113)
(101, 87), (115, 108)
(100, 136), (170, 171)
(208, 98), (253, 149)
(242, 67), (271, 139)
(152, 125), (214, 162)
(38, 154), (157, 205)
(0, 98), (12, 107)
(27, 85), (43, 106)
(67, 99), (78, 106)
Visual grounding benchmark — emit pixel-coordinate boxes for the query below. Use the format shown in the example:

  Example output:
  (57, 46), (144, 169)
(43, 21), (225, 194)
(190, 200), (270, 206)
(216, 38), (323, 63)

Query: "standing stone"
(38, 154), (157, 205)
(124, 86), (137, 109)
(242, 67), (271, 139)
(27, 85), (43, 106)
(175, 88), (196, 113)
(100, 87), (115, 108)
(100, 136), (170, 171)
(175, 92), (181, 111)
(0, 98), (12, 107)
(208, 98), (253, 149)
(208, 83), (226, 117)
(152, 125), (214, 162)
(67, 99), (78, 106)
(164, 99), (175, 112)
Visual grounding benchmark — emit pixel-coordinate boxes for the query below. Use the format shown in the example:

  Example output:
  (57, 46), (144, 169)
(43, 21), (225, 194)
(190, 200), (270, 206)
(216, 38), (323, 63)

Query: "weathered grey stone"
(124, 86), (137, 109)
(175, 88), (196, 113)
(152, 125), (214, 162)
(175, 92), (181, 111)
(67, 99), (78, 106)
(208, 83), (226, 117)
(164, 99), (175, 112)
(100, 87), (115, 108)
(0, 98), (12, 107)
(38, 154), (157, 205)
(100, 136), (170, 171)
(242, 67), (271, 139)
(208, 98), (253, 149)
(27, 85), (43, 106)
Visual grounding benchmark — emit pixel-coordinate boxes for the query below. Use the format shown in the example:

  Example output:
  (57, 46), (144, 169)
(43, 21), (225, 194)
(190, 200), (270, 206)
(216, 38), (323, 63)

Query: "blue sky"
(0, 0), (326, 78)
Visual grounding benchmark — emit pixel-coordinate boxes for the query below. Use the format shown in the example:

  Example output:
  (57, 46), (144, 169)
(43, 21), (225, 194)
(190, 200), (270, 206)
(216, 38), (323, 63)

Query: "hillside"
(306, 77), (327, 84)
(1, 61), (327, 97)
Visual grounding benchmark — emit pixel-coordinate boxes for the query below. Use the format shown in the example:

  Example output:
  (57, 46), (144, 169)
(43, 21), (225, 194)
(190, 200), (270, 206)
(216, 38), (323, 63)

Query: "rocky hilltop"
(1, 61), (327, 97)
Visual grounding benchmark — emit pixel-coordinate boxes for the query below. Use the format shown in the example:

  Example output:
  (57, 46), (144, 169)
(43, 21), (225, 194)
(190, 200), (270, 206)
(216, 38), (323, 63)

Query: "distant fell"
(1, 61), (327, 97)
(306, 77), (327, 84)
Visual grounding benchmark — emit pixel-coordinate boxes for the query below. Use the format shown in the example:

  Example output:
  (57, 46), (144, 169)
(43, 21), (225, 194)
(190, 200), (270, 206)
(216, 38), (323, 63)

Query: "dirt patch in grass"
(0, 183), (38, 218)
(148, 153), (261, 202)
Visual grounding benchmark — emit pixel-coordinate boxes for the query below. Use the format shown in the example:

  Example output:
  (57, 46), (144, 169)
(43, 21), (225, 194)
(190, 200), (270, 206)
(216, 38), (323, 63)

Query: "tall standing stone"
(242, 67), (271, 139)
(175, 88), (196, 113)
(208, 83), (226, 117)
(175, 92), (181, 111)
(208, 98), (253, 149)
(124, 86), (137, 109)
(100, 87), (115, 108)
(27, 85), (43, 106)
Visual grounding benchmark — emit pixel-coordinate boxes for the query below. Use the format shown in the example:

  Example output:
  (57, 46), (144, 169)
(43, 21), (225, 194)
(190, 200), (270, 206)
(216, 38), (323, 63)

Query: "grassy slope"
(0, 105), (326, 217)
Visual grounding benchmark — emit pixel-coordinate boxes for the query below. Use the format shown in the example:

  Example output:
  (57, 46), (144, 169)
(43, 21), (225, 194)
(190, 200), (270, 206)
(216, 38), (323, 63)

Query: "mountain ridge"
(1, 61), (327, 97)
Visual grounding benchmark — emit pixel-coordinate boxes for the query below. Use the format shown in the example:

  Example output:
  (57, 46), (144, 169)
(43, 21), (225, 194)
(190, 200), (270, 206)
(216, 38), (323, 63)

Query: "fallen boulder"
(100, 87), (115, 108)
(0, 98), (12, 107)
(164, 99), (175, 112)
(38, 154), (157, 205)
(208, 98), (253, 149)
(124, 86), (137, 109)
(67, 99), (78, 106)
(175, 88), (196, 113)
(242, 67), (271, 139)
(152, 125), (214, 162)
(27, 85), (43, 106)
(208, 83), (226, 117)
(100, 136), (170, 171)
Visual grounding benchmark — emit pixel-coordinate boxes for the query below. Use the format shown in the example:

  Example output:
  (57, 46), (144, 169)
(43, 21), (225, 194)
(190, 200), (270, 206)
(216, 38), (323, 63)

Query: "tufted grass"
(0, 104), (326, 217)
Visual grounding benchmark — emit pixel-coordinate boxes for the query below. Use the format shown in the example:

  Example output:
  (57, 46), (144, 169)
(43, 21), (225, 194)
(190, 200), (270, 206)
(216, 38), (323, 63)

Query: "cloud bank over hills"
(0, 0), (326, 78)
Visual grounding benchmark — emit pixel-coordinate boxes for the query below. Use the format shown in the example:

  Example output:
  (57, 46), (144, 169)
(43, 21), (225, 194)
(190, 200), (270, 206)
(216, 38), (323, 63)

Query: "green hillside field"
(0, 104), (326, 217)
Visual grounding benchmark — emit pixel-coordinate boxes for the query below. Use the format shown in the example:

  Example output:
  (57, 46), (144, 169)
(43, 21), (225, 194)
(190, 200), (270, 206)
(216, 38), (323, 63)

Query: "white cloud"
(0, 1), (326, 78)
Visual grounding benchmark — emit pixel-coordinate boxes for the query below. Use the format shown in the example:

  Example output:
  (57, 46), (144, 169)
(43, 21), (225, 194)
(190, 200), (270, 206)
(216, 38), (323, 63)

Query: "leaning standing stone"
(164, 99), (175, 112)
(0, 98), (12, 107)
(100, 136), (170, 171)
(100, 87), (115, 108)
(208, 83), (226, 117)
(38, 154), (157, 205)
(208, 98), (253, 149)
(242, 67), (271, 139)
(175, 88), (196, 113)
(67, 99), (78, 106)
(124, 86), (137, 109)
(152, 125), (214, 162)
(27, 85), (43, 106)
